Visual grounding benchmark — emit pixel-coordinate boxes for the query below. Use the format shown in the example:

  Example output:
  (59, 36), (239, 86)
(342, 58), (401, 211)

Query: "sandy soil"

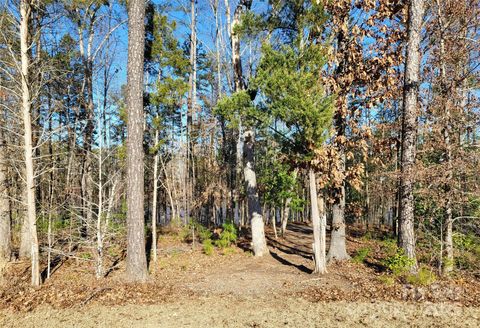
(1, 297), (479, 328)
(1, 223), (479, 327)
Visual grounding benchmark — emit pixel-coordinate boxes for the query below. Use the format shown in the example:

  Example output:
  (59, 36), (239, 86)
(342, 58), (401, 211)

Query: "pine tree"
(126, 0), (148, 282)
(255, 35), (334, 273)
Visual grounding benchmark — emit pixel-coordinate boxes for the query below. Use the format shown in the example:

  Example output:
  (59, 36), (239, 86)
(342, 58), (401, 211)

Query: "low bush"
(383, 248), (415, 276)
(202, 239), (214, 255)
(197, 225), (212, 242)
(214, 222), (237, 249)
(406, 267), (437, 286)
(352, 247), (371, 263)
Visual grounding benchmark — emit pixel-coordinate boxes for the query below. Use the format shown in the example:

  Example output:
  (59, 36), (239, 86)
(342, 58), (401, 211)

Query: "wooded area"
(0, 0), (479, 324)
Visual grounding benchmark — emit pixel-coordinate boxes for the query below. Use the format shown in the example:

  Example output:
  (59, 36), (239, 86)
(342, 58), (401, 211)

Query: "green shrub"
(180, 225), (191, 241)
(36, 217), (70, 233)
(352, 247), (371, 263)
(381, 238), (398, 256)
(214, 222), (237, 249)
(383, 248), (415, 276)
(197, 225), (212, 242)
(406, 267), (436, 286)
(203, 239), (214, 255)
(453, 233), (478, 252)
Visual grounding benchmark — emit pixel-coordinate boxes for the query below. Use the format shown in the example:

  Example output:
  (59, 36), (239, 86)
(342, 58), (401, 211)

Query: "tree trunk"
(20, 0), (40, 286)
(19, 189), (31, 259)
(328, 150), (350, 262)
(151, 130), (160, 265)
(125, 0), (148, 282)
(186, 0), (197, 221)
(398, 0), (424, 269)
(0, 131), (10, 267)
(230, 0), (251, 226)
(272, 208), (278, 240)
(244, 130), (267, 256)
(96, 115), (104, 279)
(436, 0), (453, 275)
(234, 123), (243, 226)
(281, 198), (290, 237)
(309, 169), (326, 274)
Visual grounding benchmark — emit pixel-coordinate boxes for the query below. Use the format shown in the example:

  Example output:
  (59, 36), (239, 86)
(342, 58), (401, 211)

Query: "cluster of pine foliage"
(0, 0), (478, 285)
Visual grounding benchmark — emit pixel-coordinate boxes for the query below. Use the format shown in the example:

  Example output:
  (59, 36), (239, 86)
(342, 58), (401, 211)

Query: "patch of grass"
(352, 247), (371, 264)
(378, 275), (395, 286)
(406, 267), (436, 286)
(80, 252), (92, 260)
(222, 247), (236, 256)
(157, 259), (168, 269)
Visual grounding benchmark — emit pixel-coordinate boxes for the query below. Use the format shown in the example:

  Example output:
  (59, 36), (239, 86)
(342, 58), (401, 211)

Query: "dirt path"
(1, 297), (479, 328)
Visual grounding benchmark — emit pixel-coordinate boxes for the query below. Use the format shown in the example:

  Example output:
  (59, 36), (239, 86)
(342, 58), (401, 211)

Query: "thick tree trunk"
(125, 0), (148, 282)
(0, 131), (10, 267)
(244, 130), (267, 256)
(20, 0), (40, 286)
(328, 150), (350, 262)
(309, 169), (326, 274)
(398, 0), (424, 269)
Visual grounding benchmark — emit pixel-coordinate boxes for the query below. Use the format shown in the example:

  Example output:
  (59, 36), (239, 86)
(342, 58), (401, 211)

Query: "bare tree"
(20, 0), (40, 286)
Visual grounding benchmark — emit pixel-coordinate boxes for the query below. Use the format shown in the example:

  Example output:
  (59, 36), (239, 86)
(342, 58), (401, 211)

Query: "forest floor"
(0, 223), (479, 327)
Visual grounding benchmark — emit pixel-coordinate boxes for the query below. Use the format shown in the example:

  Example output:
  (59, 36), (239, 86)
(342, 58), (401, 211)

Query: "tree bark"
(186, 0), (197, 221)
(0, 130), (10, 267)
(328, 150), (350, 262)
(281, 198), (290, 237)
(230, 0), (247, 226)
(244, 130), (267, 256)
(126, 0), (148, 282)
(151, 130), (160, 264)
(309, 169), (326, 274)
(20, 0), (40, 286)
(436, 0), (453, 275)
(398, 0), (424, 269)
